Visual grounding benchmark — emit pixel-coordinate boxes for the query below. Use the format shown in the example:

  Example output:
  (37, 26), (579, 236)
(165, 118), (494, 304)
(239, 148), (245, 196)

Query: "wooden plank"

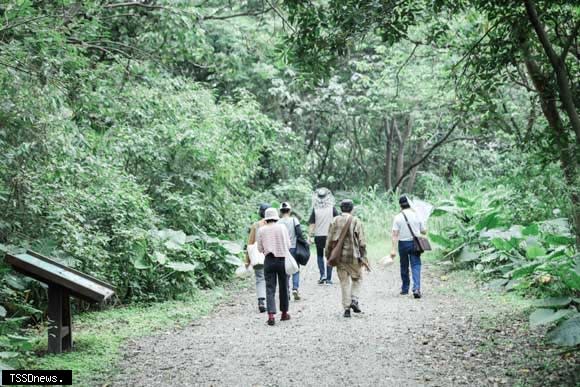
(5, 253), (114, 303)
(27, 251), (114, 290)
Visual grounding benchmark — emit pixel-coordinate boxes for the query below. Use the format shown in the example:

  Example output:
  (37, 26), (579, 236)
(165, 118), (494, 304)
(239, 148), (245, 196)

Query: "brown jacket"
(325, 214), (366, 264)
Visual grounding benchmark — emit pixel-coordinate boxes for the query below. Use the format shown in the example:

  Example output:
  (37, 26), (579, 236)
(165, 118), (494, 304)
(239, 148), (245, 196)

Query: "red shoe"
(281, 312), (291, 321)
(267, 313), (275, 326)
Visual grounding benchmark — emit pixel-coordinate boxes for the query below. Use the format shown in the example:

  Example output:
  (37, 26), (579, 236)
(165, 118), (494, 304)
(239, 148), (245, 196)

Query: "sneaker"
(413, 291), (422, 299)
(258, 298), (266, 313)
(318, 278), (326, 284)
(281, 312), (291, 321)
(267, 313), (275, 326)
(400, 291), (409, 295)
(292, 289), (300, 301)
(343, 309), (351, 318)
(350, 300), (362, 313)
(326, 280), (334, 285)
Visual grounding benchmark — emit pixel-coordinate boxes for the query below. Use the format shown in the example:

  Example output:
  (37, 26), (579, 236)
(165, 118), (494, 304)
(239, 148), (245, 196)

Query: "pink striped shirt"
(257, 223), (291, 258)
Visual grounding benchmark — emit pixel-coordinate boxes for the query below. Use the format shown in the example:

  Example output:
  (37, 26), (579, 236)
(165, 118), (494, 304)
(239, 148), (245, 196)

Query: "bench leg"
(48, 285), (72, 354)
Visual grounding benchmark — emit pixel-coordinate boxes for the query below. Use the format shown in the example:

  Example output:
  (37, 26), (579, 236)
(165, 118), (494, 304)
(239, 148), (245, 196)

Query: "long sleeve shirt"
(257, 223), (291, 258)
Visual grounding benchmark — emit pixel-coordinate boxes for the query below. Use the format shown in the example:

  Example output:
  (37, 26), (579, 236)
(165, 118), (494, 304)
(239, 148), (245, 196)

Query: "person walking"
(277, 202), (305, 301)
(245, 203), (270, 313)
(325, 199), (369, 318)
(308, 188), (338, 284)
(257, 207), (292, 326)
(390, 195), (427, 298)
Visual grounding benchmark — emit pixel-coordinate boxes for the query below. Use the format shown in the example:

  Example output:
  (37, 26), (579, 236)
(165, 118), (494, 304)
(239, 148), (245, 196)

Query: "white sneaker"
(292, 289), (300, 301)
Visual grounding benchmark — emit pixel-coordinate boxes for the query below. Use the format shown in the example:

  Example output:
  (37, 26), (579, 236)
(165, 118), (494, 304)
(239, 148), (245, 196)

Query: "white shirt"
(392, 209), (426, 241)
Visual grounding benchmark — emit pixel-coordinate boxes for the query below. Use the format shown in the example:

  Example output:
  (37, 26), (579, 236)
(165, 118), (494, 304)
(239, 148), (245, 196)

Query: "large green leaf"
(431, 205), (460, 217)
(547, 314), (580, 346)
(522, 224), (539, 236)
(454, 195), (476, 208)
(544, 234), (575, 246)
(166, 262), (198, 272)
(225, 255), (242, 266)
(529, 309), (575, 328)
(476, 212), (501, 231)
(429, 233), (453, 248)
(526, 246), (547, 259)
(458, 246), (479, 263)
(534, 297), (572, 308)
(154, 251), (167, 265)
(508, 262), (542, 279)
(131, 254), (151, 270)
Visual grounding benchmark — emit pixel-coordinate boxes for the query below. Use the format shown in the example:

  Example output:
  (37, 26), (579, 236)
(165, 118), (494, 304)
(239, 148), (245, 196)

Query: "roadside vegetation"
(1, 0), (577, 376)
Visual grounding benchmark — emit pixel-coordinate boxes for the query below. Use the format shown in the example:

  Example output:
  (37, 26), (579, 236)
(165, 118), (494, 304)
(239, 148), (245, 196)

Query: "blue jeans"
(290, 248), (299, 290)
(315, 236), (333, 281)
(398, 240), (421, 293)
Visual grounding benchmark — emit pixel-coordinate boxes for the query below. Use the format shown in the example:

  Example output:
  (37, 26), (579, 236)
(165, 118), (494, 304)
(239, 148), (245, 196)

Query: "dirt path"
(110, 261), (569, 387)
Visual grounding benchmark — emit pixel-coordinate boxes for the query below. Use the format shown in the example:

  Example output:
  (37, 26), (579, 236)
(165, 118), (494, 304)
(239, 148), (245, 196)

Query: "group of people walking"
(245, 188), (427, 325)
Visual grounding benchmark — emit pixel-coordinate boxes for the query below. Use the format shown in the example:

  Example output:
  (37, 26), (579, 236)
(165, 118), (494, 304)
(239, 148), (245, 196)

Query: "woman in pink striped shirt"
(257, 207), (292, 326)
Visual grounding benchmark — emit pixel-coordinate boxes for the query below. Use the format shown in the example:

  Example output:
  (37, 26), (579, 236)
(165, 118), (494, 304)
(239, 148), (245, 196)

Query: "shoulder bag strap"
(401, 211), (418, 239)
(338, 215), (353, 245)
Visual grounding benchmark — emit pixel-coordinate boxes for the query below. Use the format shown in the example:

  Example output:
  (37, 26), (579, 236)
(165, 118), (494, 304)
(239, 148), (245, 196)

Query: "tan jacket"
(325, 214), (366, 264)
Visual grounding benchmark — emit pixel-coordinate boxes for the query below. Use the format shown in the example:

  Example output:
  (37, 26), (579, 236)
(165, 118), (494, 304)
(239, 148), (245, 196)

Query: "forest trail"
(110, 259), (524, 387)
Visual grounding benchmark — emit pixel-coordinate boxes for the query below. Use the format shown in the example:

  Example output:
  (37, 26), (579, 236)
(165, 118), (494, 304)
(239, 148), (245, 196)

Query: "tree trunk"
(384, 118), (394, 191)
(524, 0), (580, 141)
(522, 44), (580, 248)
(394, 115), (412, 191)
(406, 140), (425, 193)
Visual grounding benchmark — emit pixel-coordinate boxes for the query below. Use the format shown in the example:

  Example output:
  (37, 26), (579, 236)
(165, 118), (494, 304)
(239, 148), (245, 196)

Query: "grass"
(17, 282), (245, 386)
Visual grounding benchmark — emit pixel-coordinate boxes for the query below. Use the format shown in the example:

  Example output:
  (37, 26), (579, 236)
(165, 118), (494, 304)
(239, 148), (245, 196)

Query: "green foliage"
(428, 182), (579, 346)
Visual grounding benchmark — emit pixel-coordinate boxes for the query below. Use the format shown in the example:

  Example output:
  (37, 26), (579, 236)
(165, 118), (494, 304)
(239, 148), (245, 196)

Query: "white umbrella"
(409, 198), (434, 224)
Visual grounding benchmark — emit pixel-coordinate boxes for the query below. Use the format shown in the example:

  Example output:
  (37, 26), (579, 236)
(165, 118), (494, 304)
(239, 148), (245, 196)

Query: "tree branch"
(393, 122), (459, 189)
(560, 20), (580, 61)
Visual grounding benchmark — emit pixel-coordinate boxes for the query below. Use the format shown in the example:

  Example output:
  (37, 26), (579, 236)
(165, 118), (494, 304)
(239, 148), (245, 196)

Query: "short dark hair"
(399, 195), (410, 209)
(280, 208), (291, 214)
(258, 203), (271, 219)
(265, 219), (277, 224)
(340, 199), (354, 213)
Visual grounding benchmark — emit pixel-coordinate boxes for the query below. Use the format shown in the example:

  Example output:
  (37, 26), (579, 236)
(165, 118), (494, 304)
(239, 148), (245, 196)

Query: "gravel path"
(110, 261), (554, 387)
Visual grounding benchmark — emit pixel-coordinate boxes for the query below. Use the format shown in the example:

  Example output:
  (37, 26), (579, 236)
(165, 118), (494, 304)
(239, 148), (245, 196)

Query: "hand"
(245, 260), (251, 268)
(390, 251), (397, 259)
(362, 259), (371, 272)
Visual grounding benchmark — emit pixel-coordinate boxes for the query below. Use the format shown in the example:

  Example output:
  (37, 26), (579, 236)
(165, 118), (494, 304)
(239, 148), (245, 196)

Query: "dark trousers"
(264, 255), (289, 314)
(398, 240), (422, 293)
(315, 236), (333, 281)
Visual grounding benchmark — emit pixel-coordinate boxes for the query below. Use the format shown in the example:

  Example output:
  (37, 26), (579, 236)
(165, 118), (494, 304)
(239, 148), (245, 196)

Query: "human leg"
(398, 241), (412, 294)
(410, 253), (422, 294)
(277, 260), (289, 313)
(264, 258), (278, 314)
(315, 236), (326, 282)
(326, 264), (333, 283)
(337, 268), (351, 310)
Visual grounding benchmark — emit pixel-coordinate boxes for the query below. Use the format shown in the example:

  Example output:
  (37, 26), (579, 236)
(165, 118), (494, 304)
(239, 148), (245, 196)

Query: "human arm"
(390, 230), (399, 258)
(420, 220), (428, 235)
(324, 221), (335, 259)
(256, 228), (264, 254)
(308, 210), (315, 242)
(357, 221), (370, 271)
(245, 224), (257, 267)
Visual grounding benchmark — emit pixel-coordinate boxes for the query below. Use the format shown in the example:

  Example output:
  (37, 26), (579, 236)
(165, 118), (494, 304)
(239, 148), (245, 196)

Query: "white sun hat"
(264, 207), (280, 221)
